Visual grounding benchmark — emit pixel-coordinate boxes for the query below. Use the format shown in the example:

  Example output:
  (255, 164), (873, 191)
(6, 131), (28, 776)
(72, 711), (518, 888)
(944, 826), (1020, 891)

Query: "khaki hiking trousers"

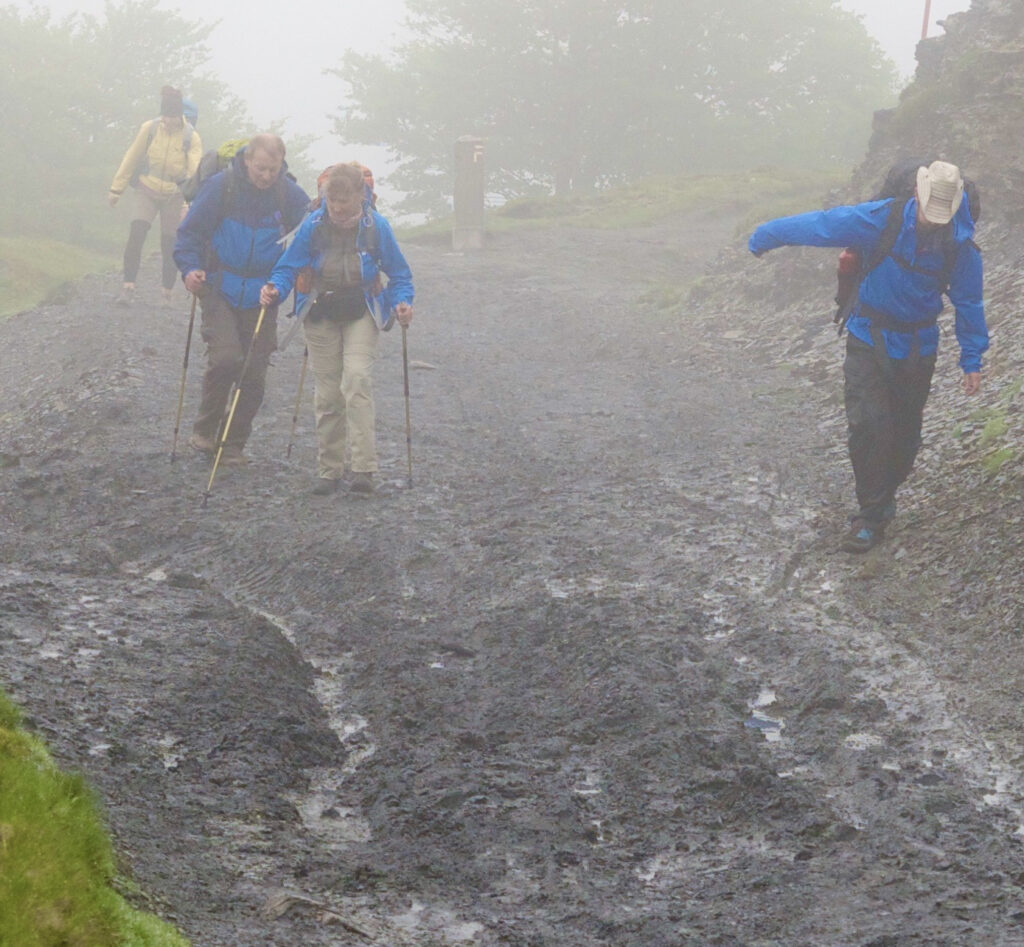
(303, 309), (379, 479)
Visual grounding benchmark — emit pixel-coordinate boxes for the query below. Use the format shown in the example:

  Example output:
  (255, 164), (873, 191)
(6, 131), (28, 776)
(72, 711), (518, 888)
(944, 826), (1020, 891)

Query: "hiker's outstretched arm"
(948, 241), (988, 374)
(749, 201), (890, 256)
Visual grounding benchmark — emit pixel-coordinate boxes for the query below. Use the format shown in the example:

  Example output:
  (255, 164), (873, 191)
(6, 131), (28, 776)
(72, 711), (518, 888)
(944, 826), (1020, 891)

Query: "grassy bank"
(0, 237), (116, 319)
(0, 690), (189, 946)
(400, 167), (850, 242)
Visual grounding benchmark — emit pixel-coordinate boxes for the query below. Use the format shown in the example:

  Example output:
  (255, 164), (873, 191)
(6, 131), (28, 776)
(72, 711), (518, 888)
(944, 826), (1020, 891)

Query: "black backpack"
(833, 159), (980, 331)
(180, 138), (249, 203)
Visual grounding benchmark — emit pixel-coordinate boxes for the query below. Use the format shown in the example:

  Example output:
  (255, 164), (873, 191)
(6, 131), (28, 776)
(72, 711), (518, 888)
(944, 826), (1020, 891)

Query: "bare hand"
(962, 371), (981, 396)
(184, 270), (206, 295)
(260, 284), (280, 308)
(395, 302), (413, 327)
(108, 193), (119, 207)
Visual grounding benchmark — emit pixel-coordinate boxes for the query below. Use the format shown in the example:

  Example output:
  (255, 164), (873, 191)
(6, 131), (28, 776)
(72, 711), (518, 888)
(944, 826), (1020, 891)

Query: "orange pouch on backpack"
(295, 266), (314, 295)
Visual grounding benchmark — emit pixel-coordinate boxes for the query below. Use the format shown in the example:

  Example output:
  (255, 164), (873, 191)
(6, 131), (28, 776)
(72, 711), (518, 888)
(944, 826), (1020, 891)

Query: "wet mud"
(3, 213), (1024, 945)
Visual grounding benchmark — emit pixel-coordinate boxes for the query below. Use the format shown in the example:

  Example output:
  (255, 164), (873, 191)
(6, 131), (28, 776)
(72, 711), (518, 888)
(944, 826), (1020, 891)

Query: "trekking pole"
(286, 346), (309, 458)
(170, 293), (198, 463)
(401, 324), (413, 488)
(203, 306), (267, 507)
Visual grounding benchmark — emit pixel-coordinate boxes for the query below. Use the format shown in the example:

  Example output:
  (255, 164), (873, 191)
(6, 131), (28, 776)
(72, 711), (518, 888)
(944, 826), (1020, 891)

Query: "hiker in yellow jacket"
(109, 86), (201, 307)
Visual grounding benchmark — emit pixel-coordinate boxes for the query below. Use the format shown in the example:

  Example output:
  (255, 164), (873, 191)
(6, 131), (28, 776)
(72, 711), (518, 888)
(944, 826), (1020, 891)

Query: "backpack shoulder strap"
(835, 198), (906, 334)
(272, 177), (293, 228)
(359, 211), (380, 257)
(866, 197), (907, 270)
(936, 231), (979, 295)
(217, 165), (236, 219)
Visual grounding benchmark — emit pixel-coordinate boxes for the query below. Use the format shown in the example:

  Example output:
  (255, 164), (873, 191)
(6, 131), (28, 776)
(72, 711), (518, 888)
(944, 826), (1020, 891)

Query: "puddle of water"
(844, 732), (885, 751)
(289, 779), (372, 847)
(390, 900), (485, 943)
(745, 710), (785, 742)
(572, 768), (604, 797)
(157, 734), (184, 770)
(544, 575), (646, 600)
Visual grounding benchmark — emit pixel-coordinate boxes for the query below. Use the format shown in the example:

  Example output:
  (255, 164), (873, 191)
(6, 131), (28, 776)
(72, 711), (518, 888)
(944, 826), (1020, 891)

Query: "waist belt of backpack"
(860, 304), (937, 372)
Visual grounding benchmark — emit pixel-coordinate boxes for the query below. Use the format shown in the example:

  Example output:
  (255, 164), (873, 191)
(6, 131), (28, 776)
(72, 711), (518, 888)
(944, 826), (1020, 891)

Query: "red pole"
(921, 0), (932, 40)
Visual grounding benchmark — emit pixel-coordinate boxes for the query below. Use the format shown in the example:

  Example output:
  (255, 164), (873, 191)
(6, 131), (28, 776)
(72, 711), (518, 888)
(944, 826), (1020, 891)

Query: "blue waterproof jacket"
(748, 198), (987, 372)
(267, 200), (414, 331)
(174, 150), (310, 310)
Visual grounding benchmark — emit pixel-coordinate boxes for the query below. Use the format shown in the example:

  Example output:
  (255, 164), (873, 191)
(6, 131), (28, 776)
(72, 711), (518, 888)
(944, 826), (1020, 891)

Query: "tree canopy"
(0, 1), (253, 245)
(333, 0), (898, 215)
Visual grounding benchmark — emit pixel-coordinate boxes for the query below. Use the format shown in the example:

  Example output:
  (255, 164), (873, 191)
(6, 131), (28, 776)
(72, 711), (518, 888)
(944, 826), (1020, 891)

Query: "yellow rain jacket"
(109, 119), (202, 198)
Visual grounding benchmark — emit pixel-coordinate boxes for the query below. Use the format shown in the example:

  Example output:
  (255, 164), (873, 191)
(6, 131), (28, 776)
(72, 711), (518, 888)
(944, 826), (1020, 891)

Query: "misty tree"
(332, 0), (897, 215)
(0, 2), (248, 243)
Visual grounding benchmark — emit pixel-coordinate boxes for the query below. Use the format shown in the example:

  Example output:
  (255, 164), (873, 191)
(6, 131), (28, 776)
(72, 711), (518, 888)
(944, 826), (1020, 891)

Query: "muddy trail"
(3, 210), (1024, 946)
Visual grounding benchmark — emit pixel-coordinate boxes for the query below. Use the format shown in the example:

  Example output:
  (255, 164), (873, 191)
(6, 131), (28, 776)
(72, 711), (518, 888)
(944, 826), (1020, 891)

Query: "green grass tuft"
(0, 690), (190, 946)
(0, 237), (116, 319)
(982, 447), (1014, 477)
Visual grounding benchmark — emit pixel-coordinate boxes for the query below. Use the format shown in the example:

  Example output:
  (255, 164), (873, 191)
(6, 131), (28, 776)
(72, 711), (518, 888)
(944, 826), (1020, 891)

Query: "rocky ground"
(3, 206), (1024, 946)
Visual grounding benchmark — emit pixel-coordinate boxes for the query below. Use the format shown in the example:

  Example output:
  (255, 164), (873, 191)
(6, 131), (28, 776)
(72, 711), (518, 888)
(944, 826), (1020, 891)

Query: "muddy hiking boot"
(189, 432), (216, 455)
(218, 445), (248, 467)
(349, 472), (374, 495)
(841, 516), (886, 554)
(312, 477), (340, 495)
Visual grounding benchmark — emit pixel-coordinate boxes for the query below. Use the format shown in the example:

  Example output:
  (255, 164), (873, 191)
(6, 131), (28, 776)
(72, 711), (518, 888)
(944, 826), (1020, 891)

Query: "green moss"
(639, 284), (690, 311)
(978, 413), (1009, 448)
(0, 689), (190, 946)
(982, 447), (1014, 477)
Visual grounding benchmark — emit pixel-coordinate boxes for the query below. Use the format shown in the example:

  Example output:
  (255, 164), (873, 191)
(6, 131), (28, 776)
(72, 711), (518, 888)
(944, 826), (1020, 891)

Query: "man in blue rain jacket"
(175, 133), (309, 466)
(749, 160), (987, 552)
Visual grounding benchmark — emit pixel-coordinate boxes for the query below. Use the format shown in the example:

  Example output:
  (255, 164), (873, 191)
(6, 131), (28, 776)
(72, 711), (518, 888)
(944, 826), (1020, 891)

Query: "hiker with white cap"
(748, 159), (987, 553)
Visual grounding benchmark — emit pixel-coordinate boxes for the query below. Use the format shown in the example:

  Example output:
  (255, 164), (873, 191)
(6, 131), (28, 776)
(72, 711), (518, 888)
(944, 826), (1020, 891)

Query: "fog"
(16, 0), (970, 182)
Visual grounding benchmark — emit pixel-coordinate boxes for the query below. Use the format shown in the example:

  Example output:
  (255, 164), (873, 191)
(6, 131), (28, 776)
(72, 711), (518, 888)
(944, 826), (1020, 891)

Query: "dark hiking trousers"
(194, 294), (278, 448)
(843, 334), (935, 523)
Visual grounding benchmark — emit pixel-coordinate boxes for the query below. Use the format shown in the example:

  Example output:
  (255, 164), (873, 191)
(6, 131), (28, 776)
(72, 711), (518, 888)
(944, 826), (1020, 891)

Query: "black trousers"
(843, 335), (936, 522)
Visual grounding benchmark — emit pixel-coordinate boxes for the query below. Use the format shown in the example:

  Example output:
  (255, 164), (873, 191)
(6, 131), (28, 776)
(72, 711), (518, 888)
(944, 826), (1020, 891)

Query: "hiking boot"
(115, 284), (136, 306)
(841, 517), (884, 554)
(312, 477), (340, 495)
(349, 472), (375, 494)
(189, 432), (216, 455)
(218, 445), (248, 467)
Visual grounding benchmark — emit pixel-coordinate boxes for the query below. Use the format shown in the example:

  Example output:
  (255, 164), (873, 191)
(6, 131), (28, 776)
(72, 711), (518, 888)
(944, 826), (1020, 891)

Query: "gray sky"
(19, 0), (972, 178)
